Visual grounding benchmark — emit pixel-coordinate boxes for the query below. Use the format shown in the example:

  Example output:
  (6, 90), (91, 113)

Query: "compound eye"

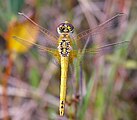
(67, 23), (74, 33)
(59, 25), (65, 33)
(57, 22), (74, 34)
(57, 24), (64, 34)
(67, 26), (71, 31)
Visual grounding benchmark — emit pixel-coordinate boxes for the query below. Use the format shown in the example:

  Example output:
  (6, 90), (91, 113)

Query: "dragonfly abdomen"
(60, 56), (69, 116)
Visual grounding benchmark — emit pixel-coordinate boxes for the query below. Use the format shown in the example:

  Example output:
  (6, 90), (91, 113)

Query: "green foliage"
(8, 0), (24, 15)
(28, 67), (41, 88)
(0, 0), (24, 31)
(77, 74), (94, 120)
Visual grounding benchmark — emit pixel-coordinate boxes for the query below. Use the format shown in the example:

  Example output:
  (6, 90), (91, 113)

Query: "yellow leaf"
(5, 13), (39, 53)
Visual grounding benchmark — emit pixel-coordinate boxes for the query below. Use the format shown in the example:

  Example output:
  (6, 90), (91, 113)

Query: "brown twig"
(2, 53), (13, 120)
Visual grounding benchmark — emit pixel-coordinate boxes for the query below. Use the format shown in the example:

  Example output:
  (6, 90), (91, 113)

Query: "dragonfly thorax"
(57, 21), (74, 34)
(58, 38), (72, 57)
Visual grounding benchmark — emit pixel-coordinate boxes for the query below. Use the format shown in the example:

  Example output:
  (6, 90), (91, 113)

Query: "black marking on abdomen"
(60, 100), (65, 116)
(60, 100), (65, 109)
(58, 39), (71, 57)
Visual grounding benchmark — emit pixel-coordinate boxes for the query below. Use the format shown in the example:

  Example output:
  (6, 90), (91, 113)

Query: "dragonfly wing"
(13, 36), (60, 61)
(18, 12), (58, 47)
(68, 41), (129, 64)
(74, 13), (126, 42)
(84, 40), (129, 55)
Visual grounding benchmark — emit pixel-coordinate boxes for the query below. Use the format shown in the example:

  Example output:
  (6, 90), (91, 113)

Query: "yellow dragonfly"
(14, 12), (128, 116)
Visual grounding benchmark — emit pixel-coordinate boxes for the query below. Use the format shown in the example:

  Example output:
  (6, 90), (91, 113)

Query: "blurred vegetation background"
(0, 0), (137, 120)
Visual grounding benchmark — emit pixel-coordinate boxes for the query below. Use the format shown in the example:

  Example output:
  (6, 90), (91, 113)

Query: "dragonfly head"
(57, 21), (74, 34)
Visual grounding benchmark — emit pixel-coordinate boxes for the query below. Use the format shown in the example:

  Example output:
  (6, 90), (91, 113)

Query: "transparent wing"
(84, 40), (129, 54)
(18, 12), (58, 47)
(13, 36), (60, 61)
(74, 13), (126, 41)
(71, 40), (129, 59)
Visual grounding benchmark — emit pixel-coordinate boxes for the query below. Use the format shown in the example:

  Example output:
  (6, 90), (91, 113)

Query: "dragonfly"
(14, 12), (128, 116)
